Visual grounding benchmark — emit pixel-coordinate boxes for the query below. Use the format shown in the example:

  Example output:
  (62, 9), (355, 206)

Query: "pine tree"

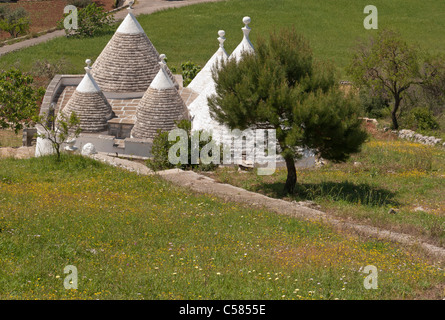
(208, 28), (367, 193)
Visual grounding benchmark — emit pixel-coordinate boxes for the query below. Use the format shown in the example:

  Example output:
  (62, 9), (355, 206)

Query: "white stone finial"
(241, 16), (251, 39)
(128, 0), (134, 10)
(85, 59), (92, 73)
(243, 16), (251, 28)
(159, 54), (167, 68)
(218, 30), (226, 48)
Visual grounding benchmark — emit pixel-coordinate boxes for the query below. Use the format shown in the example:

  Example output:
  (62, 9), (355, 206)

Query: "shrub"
(358, 87), (390, 118)
(60, 3), (114, 37)
(0, 68), (44, 133)
(181, 61), (201, 87)
(403, 107), (440, 131)
(31, 58), (73, 80)
(66, 0), (92, 8)
(146, 120), (220, 172)
(113, 0), (120, 9)
(0, 6), (30, 38)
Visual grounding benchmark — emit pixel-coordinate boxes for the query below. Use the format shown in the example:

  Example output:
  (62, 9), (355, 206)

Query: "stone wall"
(397, 129), (444, 147)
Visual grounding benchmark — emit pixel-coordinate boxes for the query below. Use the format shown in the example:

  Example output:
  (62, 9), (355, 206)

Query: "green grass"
(2, 0), (445, 78)
(0, 155), (444, 299)
(209, 136), (445, 246)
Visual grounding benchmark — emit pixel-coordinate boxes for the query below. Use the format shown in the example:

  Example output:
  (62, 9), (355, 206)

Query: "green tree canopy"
(208, 28), (367, 193)
(0, 68), (44, 133)
(0, 6), (30, 38)
(347, 29), (428, 130)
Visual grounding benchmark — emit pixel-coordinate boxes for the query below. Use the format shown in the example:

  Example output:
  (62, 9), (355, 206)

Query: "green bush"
(0, 6), (30, 38)
(59, 3), (114, 37)
(66, 0), (92, 8)
(146, 120), (220, 172)
(181, 61), (201, 87)
(358, 87), (390, 118)
(403, 107), (440, 131)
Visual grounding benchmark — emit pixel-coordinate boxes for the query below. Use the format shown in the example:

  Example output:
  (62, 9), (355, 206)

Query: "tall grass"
(0, 155), (444, 299)
(210, 137), (445, 245)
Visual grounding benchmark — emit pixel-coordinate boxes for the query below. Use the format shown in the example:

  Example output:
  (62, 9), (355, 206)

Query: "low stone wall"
(397, 129), (444, 147)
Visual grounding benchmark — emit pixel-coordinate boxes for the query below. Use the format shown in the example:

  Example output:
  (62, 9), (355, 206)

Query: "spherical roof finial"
(243, 16), (251, 27)
(128, 0), (134, 10)
(217, 30), (226, 48)
(85, 59), (92, 69)
(159, 54), (167, 68)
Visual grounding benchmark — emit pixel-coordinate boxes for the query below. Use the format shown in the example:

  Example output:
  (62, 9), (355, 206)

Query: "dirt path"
(88, 153), (445, 263)
(0, 0), (225, 56)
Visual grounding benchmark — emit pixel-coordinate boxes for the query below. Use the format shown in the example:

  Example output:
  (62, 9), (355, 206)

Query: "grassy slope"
(1, 0), (445, 77)
(209, 132), (445, 246)
(0, 155), (443, 299)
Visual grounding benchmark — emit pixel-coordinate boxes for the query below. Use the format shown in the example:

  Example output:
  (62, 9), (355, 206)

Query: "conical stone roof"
(188, 30), (228, 94)
(229, 16), (255, 61)
(131, 59), (189, 140)
(187, 30), (229, 140)
(61, 60), (114, 132)
(90, 8), (177, 93)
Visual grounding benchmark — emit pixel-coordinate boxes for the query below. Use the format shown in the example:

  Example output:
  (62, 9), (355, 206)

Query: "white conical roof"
(150, 62), (175, 90)
(229, 16), (255, 62)
(116, 11), (145, 34)
(188, 30), (229, 93)
(188, 81), (224, 140)
(77, 62), (101, 93)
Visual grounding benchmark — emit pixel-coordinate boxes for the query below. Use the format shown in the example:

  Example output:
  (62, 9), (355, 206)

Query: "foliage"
(0, 68), (44, 133)
(0, 6), (30, 38)
(113, 0), (120, 9)
(181, 61), (201, 87)
(31, 57), (73, 80)
(402, 106), (440, 131)
(208, 28), (367, 193)
(66, 0), (93, 8)
(358, 86), (390, 119)
(33, 110), (82, 161)
(146, 129), (171, 171)
(59, 3), (114, 37)
(146, 119), (220, 172)
(347, 29), (433, 130)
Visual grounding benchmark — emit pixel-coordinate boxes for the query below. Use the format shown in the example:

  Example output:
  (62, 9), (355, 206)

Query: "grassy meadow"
(208, 132), (445, 247)
(0, 155), (444, 299)
(1, 0), (445, 78)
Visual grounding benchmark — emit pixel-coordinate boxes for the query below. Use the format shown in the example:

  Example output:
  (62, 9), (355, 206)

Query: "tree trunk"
(391, 96), (401, 130)
(284, 156), (297, 194)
